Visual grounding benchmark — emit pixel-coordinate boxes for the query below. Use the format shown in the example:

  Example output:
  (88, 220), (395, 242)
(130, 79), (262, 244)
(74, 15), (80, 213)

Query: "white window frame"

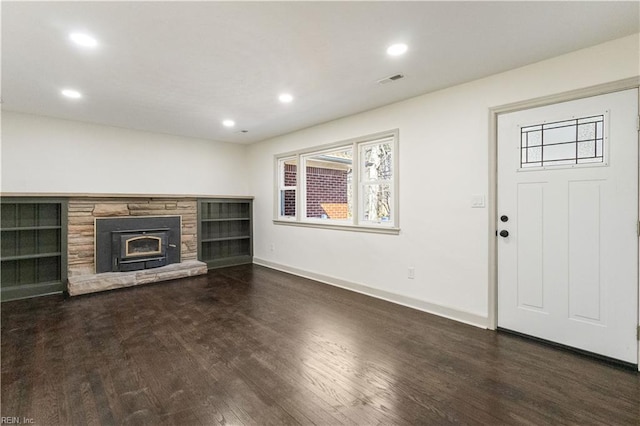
(274, 129), (399, 234)
(358, 137), (395, 226)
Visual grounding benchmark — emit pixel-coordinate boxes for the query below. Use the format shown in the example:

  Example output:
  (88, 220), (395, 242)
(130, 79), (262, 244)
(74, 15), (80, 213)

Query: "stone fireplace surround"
(65, 195), (207, 296)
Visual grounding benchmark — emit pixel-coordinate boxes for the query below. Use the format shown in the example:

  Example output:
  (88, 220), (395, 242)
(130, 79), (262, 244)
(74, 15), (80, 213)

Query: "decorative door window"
(520, 114), (605, 168)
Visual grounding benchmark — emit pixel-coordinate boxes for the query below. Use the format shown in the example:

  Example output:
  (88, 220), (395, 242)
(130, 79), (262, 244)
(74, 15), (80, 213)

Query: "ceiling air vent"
(377, 73), (405, 85)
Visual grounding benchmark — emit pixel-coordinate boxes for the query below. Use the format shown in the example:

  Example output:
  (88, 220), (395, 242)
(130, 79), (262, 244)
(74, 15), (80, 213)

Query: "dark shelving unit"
(1, 198), (68, 301)
(197, 199), (252, 269)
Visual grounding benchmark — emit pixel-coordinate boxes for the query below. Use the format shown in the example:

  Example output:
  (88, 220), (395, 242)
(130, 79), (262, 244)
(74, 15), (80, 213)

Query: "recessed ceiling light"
(279, 93), (294, 103)
(61, 89), (82, 99)
(386, 43), (408, 56)
(69, 32), (98, 48)
(222, 119), (235, 127)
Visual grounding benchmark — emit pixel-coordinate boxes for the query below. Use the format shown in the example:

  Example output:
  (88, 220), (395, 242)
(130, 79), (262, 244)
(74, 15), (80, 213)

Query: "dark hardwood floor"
(2, 264), (639, 425)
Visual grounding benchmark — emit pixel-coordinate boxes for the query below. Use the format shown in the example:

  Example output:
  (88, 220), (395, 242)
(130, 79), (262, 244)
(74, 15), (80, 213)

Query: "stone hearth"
(67, 260), (207, 296)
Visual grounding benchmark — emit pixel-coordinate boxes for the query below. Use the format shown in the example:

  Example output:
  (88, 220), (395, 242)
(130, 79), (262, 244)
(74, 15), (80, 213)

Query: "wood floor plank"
(2, 264), (639, 425)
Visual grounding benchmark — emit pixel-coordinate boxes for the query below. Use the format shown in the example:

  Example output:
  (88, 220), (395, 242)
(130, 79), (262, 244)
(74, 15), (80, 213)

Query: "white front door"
(497, 89), (638, 364)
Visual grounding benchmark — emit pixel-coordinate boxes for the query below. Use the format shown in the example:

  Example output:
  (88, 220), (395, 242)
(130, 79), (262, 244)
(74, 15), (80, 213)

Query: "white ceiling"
(2, 1), (638, 144)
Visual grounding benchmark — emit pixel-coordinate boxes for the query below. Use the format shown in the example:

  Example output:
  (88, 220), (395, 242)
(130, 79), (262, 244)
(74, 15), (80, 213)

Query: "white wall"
(1, 111), (249, 196)
(248, 34), (640, 326)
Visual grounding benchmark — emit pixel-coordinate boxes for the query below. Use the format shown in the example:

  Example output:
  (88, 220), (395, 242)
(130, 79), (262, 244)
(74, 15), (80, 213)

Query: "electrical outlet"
(408, 267), (415, 279)
(471, 195), (486, 208)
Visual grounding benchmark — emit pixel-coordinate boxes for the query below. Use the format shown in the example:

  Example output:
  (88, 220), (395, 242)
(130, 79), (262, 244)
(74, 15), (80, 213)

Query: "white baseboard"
(253, 257), (489, 329)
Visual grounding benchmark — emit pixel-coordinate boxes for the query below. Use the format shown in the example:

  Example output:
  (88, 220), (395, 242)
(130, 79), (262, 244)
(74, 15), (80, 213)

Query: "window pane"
(280, 189), (296, 217)
(527, 130), (542, 147)
(281, 158), (297, 187)
(279, 158), (297, 218)
(362, 184), (391, 223)
(304, 148), (353, 220)
(577, 140), (596, 158)
(526, 146), (542, 163)
(543, 143), (575, 162)
(362, 142), (393, 181)
(577, 123), (595, 141)
(543, 123), (574, 144)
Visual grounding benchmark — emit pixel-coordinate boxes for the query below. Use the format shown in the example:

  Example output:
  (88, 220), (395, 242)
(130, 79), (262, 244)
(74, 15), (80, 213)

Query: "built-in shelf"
(201, 236), (251, 243)
(1, 252), (63, 262)
(1, 226), (63, 231)
(198, 199), (253, 269)
(1, 198), (68, 301)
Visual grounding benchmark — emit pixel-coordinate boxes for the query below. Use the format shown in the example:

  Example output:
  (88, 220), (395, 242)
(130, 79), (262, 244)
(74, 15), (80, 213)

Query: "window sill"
(273, 219), (400, 235)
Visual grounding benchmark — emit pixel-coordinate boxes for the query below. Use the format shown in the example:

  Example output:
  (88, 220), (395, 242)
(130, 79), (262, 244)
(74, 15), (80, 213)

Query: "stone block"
(127, 201), (149, 210)
(68, 243), (94, 252)
(127, 203), (165, 210)
(68, 236), (94, 245)
(68, 260), (93, 268)
(68, 224), (95, 234)
(68, 265), (95, 277)
(68, 216), (95, 225)
(93, 204), (130, 217)
(68, 248), (93, 256)
(68, 211), (93, 217)
(68, 205), (95, 212)
(129, 210), (176, 216)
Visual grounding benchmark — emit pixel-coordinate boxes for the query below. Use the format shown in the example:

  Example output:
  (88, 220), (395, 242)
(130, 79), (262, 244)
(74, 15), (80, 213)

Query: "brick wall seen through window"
(284, 164), (349, 219)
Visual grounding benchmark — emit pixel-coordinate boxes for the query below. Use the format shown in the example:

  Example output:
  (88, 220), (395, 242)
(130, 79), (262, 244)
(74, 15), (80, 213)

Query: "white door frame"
(488, 77), (640, 337)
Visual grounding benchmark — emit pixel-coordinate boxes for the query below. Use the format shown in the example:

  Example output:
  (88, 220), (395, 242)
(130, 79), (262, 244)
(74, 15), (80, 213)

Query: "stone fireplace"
(66, 197), (207, 296)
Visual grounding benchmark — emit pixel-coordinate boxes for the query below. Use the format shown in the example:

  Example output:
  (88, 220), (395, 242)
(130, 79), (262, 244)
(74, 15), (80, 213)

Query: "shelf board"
(202, 255), (252, 269)
(201, 236), (251, 243)
(201, 218), (250, 222)
(1, 252), (62, 262)
(1, 280), (65, 302)
(1, 226), (62, 231)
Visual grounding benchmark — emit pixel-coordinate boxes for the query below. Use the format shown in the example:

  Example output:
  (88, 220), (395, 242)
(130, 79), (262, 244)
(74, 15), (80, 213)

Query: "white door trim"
(488, 76), (640, 332)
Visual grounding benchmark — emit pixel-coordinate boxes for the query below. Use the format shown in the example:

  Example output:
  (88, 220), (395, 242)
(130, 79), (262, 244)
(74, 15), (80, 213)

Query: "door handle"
(499, 230), (509, 238)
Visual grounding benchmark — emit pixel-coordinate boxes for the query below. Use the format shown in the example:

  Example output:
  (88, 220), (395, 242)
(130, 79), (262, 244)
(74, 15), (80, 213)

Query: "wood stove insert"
(95, 216), (181, 273)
